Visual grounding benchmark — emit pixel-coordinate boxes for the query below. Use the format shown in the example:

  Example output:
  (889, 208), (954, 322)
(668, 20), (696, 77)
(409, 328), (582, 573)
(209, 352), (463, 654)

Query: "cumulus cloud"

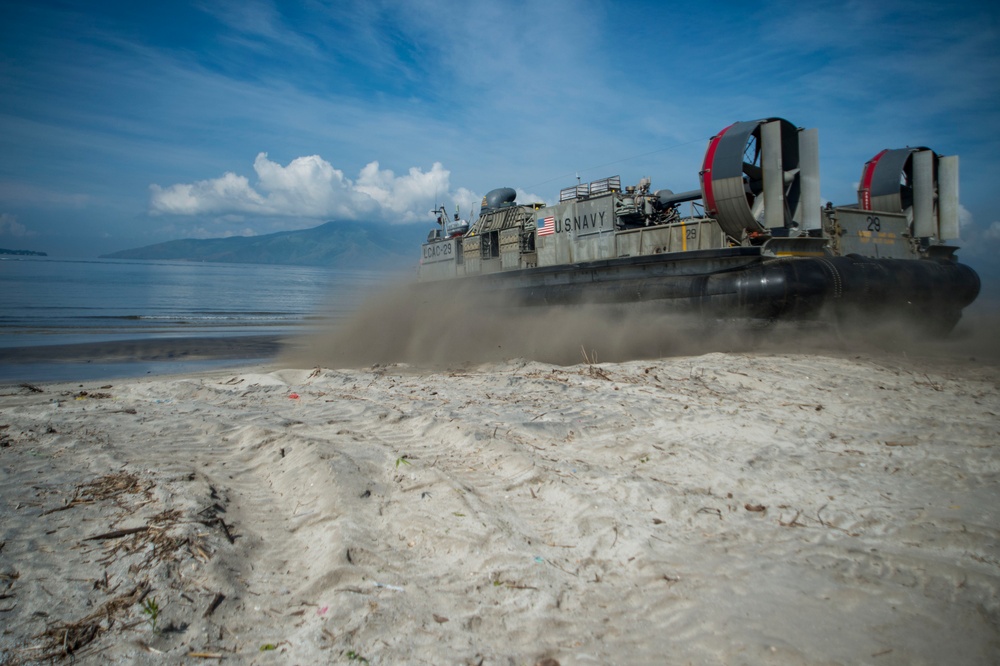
(949, 206), (1000, 254)
(959, 203), (973, 229)
(150, 154), (468, 223)
(983, 221), (1000, 242)
(0, 213), (31, 237)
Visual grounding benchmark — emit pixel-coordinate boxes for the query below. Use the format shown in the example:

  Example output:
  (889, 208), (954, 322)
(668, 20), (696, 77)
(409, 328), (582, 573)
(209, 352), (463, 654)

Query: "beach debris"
(778, 511), (806, 527)
(198, 503), (238, 544)
(74, 390), (112, 400)
(288, 392), (300, 399)
(19, 383), (43, 393)
(395, 456), (411, 468)
(535, 658), (561, 666)
(34, 582), (149, 661)
(43, 471), (150, 515)
(317, 605), (329, 616)
(188, 651), (224, 659)
(82, 471), (148, 500)
(373, 582), (404, 592)
(204, 592), (226, 618)
(433, 614), (449, 623)
(84, 525), (151, 541)
(745, 503), (767, 512)
(215, 516), (237, 544)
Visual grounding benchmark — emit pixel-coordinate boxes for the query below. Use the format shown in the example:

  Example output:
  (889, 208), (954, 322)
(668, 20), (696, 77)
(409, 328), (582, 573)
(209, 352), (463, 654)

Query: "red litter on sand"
(288, 393), (300, 399)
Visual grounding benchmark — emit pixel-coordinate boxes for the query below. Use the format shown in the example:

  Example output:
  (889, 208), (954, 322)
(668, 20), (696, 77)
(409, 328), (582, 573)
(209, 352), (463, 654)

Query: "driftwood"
(83, 526), (150, 541)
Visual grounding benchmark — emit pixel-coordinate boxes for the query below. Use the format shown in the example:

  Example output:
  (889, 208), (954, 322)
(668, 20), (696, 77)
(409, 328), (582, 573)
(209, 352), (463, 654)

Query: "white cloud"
(0, 213), (31, 237)
(354, 161), (451, 221)
(983, 221), (1000, 242)
(959, 203), (973, 229)
(450, 187), (480, 221)
(150, 154), (469, 223)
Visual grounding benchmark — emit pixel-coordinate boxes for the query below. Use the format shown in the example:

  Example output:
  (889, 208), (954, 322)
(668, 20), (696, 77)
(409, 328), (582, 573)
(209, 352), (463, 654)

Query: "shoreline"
(0, 334), (287, 384)
(0, 334), (286, 364)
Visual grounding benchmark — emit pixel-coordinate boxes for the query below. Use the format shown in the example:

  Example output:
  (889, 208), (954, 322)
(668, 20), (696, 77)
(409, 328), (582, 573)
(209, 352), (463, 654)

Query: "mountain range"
(100, 220), (429, 269)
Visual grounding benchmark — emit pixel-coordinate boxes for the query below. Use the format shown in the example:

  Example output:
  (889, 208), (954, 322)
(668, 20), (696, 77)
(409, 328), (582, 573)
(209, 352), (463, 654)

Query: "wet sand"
(0, 334), (285, 364)
(0, 335), (287, 384)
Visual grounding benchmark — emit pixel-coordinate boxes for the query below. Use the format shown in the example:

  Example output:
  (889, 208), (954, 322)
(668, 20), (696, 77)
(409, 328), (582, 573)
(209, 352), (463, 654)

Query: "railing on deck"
(559, 176), (621, 202)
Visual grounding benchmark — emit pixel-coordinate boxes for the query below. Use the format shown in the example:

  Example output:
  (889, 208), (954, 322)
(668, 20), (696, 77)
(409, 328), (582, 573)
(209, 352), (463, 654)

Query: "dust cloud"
(279, 280), (1000, 372)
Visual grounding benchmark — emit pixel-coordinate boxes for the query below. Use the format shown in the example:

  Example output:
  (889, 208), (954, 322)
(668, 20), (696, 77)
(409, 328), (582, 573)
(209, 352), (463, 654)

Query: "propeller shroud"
(700, 117), (819, 239)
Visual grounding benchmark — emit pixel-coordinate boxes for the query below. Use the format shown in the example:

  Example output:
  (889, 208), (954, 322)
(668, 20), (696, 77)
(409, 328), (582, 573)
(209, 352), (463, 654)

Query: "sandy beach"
(1, 334), (999, 664)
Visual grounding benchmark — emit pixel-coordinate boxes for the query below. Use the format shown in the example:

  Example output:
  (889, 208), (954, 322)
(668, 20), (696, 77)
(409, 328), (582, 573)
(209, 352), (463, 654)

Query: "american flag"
(537, 216), (555, 236)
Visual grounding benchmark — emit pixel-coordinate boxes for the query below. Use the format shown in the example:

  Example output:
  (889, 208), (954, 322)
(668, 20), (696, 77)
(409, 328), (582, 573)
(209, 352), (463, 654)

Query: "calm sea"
(0, 257), (391, 381)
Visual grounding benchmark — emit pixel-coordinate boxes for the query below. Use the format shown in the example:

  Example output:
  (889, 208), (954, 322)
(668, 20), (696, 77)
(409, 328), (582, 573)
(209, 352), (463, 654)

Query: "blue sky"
(1, 0), (999, 276)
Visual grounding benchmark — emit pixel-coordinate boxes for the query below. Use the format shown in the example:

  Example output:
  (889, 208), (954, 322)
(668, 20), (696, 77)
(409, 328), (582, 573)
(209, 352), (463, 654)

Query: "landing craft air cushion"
(418, 118), (980, 334)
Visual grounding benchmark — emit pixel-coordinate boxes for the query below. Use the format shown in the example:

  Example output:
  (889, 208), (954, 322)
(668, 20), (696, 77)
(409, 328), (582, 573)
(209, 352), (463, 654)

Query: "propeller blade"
(742, 162), (763, 181)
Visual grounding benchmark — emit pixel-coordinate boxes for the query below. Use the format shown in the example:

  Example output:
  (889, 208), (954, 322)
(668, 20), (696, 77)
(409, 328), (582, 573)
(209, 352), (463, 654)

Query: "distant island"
(100, 219), (428, 269)
(0, 248), (47, 256)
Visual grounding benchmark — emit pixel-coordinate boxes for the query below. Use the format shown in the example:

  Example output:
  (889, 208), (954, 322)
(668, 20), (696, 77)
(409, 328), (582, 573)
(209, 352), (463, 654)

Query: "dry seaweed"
(34, 583), (149, 661)
(43, 471), (154, 515)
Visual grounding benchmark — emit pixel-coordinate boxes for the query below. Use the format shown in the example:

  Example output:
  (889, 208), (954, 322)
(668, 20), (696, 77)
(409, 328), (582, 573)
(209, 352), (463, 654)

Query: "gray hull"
(447, 249), (981, 335)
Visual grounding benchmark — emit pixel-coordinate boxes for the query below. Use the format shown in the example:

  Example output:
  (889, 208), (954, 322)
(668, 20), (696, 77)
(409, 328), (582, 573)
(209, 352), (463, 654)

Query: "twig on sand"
(83, 526), (151, 541)
(204, 592), (226, 618)
(40, 496), (93, 515)
(778, 511), (805, 527)
(545, 559), (578, 577)
(200, 516), (237, 544)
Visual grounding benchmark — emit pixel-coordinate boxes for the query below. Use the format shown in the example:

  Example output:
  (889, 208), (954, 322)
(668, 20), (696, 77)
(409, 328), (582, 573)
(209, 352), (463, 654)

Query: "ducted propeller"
(858, 147), (960, 241)
(700, 118), (820, 238)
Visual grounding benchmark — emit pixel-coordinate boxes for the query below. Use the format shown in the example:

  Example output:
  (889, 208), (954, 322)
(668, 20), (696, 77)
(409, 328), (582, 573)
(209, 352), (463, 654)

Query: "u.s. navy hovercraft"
(418, 118), (980, 335)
